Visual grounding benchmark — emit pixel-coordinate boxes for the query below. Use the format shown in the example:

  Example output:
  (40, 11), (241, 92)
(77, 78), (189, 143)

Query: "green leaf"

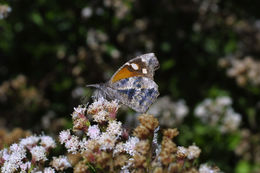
(235, 160), (251, 173)
(161, 59), (175, 70)
(31, 12), (44, 26)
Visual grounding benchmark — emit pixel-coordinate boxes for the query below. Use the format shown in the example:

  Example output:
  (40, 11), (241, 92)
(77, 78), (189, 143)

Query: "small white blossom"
(123, 137), (139, 156)
(64, 135), (80, 153)
(199, 164), (218, 173)
(98, 132), (117, 150)
(40, 136), (56, 149)
(87, 125), (101, 139)
(187, 145), (201, 160)
(88, 97), (105, 112)
(79, 138), (89, 151)
(1, 144), (26, 173)
(72, 106), (86, 119)
(216, 96), (232, 106)
(194, 96), (241, 133)
(81, 7), (93, 18)
(221, 109), (241, 132)
(93, 110), (108, 122)
(31, 146), (47, 162)
(0, 5), (12, 19)
(43, 167), (55, 173)
(177, 146), (188, 156)
(51, 155), (71, 171)
(20, 136), (39, 148)
(105, 99), (120, 112)
(107, 120), (122, 137)
(20, 162), (31, 172)
(113, 142), (125, 156)
(175, 100), (189, 119)
(1, 148), (10, 161)
(59, 130), (71, 144)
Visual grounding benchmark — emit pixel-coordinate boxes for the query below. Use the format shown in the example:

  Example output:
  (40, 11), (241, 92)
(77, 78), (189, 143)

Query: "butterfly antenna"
(86, 84), (102, 89)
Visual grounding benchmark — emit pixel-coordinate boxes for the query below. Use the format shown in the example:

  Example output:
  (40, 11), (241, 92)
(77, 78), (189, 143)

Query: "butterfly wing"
(109, 53), (159, 84)
(106, 76), (159, 113)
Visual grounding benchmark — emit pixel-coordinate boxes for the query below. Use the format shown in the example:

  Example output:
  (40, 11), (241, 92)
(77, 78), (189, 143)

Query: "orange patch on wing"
(111, 66), (141, 83)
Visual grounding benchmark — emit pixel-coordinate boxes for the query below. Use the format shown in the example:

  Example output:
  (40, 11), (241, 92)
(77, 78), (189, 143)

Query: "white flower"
(59, 130), (71, 144)
(43, 167), (55, 173)
(195, 104), (207, 117)
(175, 100), (189, 119)
(1, 161), (18, 173)
(40, 136), (56, 149)
(105, 99), (120, 112)
(113, 142), (125, 156)
(107, 120), (122, 137)
(187, 145), (201, 160)
(64, 135), (80, 153)
(93, 110), (108, 122)
(87, 125), (101, 139)
(98, 132), (117, 150)
(216, 96), (232, 106)
(0, 148), (10, 161)
(199, 164), (217, 173)
(88, 97), (105, 111)
(31, 146), (47, 162)
(123, 137), (139, 156)
(0, 5), (12, 19)
(20, 136), (39, 148)
(177, 146), (187, 156)
(79, 138), (89, 151)
(221, 108), (241, 132)
(51, 155), (71, 171)
(82, 7), (93, 18)
(72, 106), (86, 119)
(1, 144), (26, 173)
(194, 96), (241, 134)
(20, 162), (31, 172)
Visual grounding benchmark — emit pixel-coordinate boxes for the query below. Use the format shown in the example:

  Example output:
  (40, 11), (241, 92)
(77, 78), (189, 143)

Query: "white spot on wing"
(142, 68), (148, 74)
(131, 63), (139, 70)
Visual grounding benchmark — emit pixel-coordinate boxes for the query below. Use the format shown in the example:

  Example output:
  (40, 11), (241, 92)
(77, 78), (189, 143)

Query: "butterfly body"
(87, 53), (160, 113)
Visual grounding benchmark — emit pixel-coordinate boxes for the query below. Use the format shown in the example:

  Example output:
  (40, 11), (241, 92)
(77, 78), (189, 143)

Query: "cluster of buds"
(0, 135), (71, 173)
(194, 96), (241, 133)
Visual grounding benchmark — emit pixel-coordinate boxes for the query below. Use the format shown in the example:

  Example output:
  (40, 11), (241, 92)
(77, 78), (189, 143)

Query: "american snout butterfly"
(87, 53), (160, 113)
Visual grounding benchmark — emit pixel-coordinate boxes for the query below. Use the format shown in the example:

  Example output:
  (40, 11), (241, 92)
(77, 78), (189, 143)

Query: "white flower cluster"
(87, 97), (120, 122)
(59, 98), (140, 165)
(0, 135), (63, 173)
(72, 105), (87, 119)
(194, 96), (241, 133)
(50, 155), (71, 171)
(219, 56), (260, 87)
(177, 145), (201, 160)
(59, 119), (138, 156)
(148, 96), (189, 127)
(0, 4), (11, 19)
(199, 164), (222, 173)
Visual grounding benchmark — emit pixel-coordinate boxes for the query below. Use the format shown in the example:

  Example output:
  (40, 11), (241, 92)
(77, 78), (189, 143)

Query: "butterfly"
(87, 53), (160, 113)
